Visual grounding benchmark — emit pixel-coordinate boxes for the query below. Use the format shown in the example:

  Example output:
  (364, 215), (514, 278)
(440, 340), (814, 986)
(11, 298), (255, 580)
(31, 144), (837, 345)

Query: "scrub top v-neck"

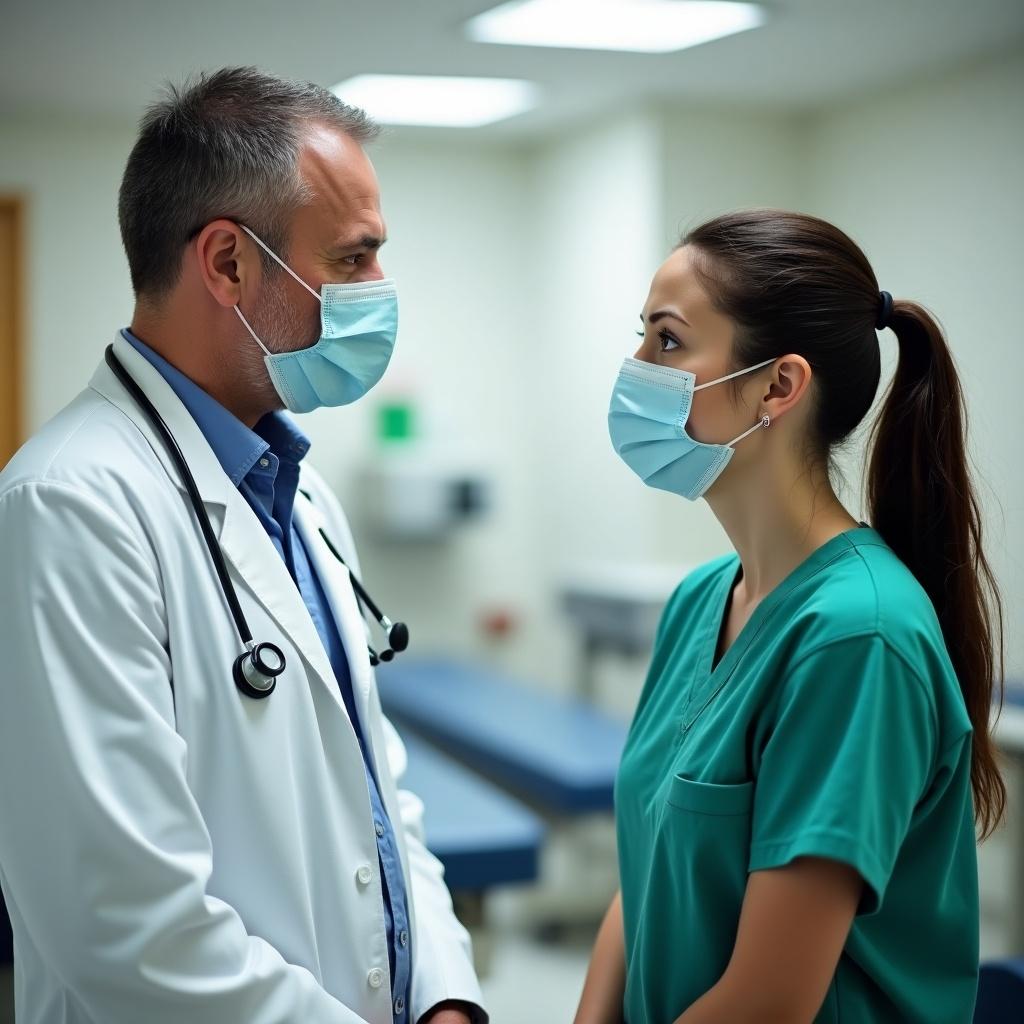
(615, 526), (978, 1024)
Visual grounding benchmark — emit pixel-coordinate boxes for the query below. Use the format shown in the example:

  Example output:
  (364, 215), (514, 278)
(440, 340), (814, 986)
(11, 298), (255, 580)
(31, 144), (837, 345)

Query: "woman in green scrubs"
(574, 210), (1005, 1024)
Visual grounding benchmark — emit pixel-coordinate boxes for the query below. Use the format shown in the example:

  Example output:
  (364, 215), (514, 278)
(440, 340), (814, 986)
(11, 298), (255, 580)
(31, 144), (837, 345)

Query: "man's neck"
(129, 312), (273, 429)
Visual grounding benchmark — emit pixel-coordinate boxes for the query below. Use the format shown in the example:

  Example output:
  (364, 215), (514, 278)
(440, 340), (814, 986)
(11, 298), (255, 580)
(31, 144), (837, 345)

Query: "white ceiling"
(2, 0), (1023, 139)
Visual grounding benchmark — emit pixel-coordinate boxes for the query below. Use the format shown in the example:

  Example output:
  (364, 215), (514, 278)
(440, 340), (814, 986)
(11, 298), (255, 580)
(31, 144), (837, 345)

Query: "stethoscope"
(104, 345), (409, 700)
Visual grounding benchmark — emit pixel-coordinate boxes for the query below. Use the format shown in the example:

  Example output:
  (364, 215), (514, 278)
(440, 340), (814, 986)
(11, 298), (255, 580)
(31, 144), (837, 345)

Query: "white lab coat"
(0, 334), (485, 1024)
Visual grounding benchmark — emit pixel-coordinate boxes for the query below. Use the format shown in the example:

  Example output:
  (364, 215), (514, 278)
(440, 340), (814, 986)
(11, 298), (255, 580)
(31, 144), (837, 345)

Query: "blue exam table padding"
(402, 732), (545, 891)
(377, 658), (628, 814)
(973, 957), (1024, 1022)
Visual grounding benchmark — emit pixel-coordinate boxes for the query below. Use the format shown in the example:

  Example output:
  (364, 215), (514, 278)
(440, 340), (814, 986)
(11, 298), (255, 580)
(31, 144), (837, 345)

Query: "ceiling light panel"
(467, 0), (766, 54)
(331, 74), (539, 127)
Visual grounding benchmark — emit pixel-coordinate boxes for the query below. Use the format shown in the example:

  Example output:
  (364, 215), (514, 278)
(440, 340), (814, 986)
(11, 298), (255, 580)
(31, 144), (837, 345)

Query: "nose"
(633, 340), (656, 363)
(355, 254), (385, 283)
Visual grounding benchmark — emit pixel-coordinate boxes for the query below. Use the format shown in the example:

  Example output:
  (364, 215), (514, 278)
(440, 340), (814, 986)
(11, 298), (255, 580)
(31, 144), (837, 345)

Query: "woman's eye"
(635, 327), (682, 351)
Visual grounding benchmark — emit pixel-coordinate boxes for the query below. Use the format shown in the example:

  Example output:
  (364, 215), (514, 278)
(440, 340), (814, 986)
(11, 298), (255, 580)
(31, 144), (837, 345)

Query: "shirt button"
(259, 457), (270, 468)
(375, 821), (386, 838)
(395, 997), (406, 1015)
(356, 864), (372, 886)
(367, 967), (385, 989)
(399, 929), (409, 948)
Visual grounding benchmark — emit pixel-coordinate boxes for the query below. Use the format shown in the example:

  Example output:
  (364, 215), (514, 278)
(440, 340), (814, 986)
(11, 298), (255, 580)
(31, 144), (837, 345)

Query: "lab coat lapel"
(215, 490), (351, 718)
(295, 492), (415, 887)
(90, 334), (352, 724)
(293, 496), (376, 733)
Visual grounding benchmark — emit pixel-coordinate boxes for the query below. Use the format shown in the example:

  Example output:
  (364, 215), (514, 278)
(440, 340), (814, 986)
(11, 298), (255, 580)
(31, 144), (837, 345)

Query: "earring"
(761, 414), (771, 428)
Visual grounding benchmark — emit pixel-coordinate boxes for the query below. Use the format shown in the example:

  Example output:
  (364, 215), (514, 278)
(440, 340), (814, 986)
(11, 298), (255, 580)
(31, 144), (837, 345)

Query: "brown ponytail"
(682, 209), (1006, 838)
(867, 301), (1006, 838)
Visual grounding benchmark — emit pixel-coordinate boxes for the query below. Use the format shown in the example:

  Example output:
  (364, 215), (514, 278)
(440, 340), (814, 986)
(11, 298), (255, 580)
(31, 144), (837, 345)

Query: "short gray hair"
(118, 66), (379, 300)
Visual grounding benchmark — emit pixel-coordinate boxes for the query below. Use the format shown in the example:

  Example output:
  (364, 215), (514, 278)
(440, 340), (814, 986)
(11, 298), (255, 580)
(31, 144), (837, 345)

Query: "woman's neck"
(706, 457), (859, 604)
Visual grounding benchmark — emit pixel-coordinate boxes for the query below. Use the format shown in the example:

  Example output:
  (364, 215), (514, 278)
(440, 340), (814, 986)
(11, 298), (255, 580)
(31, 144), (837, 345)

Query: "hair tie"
(876, 290), (894, 330)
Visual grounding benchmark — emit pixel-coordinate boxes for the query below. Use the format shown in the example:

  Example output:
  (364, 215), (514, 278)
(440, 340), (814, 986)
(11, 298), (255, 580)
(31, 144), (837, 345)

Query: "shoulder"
(790, 532), (946, 660)
(0, 387), (177, 553)
(784, 532), (971, 746)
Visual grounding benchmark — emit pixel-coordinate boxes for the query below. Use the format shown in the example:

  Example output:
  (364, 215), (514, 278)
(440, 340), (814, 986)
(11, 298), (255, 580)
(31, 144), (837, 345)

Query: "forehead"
(645, 246), (714, 320)
(295, 124), (382, 239)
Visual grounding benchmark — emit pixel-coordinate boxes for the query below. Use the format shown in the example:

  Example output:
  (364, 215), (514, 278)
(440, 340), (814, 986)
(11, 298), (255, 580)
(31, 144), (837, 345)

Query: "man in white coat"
(0, 67), (487, 1024)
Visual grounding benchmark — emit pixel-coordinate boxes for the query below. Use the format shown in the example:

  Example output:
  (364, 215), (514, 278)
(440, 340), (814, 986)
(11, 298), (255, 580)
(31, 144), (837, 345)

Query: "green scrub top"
(616, 527), (978, 1024)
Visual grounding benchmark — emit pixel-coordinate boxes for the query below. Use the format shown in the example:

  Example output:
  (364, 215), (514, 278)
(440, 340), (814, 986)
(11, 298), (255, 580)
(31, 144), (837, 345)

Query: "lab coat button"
(368, 967), (385, 989)
(356, 864), (373, 886)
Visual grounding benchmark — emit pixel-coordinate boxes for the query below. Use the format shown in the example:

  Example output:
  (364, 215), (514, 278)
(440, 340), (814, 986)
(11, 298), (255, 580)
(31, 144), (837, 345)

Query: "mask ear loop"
(233, 224), (324, 356)
(238, 224), (323, 303)
(728, 414), (771, 447)
(234, 305), (272, 356)
(693, 356), (776, 392)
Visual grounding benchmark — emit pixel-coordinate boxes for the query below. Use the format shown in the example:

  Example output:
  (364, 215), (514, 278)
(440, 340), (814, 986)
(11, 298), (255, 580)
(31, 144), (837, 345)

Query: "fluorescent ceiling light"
(330, 75), (539, 127)
(467, 0), (766, 54)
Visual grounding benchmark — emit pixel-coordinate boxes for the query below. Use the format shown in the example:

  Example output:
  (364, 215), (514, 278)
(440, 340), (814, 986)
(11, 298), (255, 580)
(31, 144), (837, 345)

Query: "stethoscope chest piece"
(233, 641), (287, 699)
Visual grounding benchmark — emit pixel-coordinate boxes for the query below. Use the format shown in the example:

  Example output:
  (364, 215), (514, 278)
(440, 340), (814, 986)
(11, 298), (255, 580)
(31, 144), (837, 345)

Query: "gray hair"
(118, 66), (379, 300)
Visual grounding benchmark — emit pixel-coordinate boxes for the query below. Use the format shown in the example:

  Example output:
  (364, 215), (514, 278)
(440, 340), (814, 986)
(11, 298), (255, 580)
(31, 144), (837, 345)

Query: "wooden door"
(0, 197), (24, 469)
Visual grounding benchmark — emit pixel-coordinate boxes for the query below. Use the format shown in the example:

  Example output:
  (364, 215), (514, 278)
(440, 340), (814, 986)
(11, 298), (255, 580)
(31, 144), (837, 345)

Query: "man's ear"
(194, 220), (255, 309)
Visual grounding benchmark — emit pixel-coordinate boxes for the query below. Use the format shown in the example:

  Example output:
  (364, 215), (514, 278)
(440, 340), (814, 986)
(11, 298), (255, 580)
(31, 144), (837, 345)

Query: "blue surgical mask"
(233, 226), (398, 414)
(608, 356), (775, 500)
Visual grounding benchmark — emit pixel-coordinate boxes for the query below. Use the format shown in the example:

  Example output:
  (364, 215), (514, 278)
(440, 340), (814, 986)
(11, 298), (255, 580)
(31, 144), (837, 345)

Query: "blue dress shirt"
(123, 331), (412, 1021)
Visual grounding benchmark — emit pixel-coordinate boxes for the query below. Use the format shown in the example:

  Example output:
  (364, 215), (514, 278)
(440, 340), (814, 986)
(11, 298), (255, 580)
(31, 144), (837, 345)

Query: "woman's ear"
(762, 354), (813, 424)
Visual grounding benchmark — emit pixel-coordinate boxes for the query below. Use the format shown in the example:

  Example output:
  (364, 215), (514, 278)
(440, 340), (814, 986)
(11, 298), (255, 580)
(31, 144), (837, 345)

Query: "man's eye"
(342, 254), (364, 266)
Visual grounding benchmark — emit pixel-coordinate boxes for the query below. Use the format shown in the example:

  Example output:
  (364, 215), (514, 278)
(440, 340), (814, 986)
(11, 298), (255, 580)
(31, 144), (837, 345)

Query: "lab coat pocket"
(667, 774), (754, 816)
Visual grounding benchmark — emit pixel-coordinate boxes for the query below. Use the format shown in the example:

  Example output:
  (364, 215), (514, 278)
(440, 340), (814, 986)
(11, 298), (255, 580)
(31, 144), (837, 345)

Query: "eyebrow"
(643, 308), (691, 327)
(332, 233), (388, 253)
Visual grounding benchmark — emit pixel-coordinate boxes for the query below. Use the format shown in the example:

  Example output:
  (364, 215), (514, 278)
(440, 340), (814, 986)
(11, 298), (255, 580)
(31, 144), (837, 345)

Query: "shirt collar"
(253, 410), (311, 466)
(121, 329), (294, 487)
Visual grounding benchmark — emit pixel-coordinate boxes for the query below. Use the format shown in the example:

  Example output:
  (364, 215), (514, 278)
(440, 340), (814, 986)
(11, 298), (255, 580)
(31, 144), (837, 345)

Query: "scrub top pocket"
(622, 775), (756, 1024)
(667, 775), (754, 816)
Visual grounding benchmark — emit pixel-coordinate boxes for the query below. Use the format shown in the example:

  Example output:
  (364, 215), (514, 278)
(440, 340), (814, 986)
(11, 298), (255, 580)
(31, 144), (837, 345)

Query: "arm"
(675, 859), (862, 1024)
(0, 482), (363, 1023)
(574, 890), (627, 1024)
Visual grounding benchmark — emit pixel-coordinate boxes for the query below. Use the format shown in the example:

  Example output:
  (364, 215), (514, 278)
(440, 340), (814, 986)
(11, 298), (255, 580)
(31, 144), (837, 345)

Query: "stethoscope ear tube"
(315, 527), (410, 667)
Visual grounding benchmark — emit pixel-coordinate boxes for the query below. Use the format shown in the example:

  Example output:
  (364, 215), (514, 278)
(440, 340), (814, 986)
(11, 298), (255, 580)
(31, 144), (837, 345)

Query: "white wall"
(0, 117), (135, 427)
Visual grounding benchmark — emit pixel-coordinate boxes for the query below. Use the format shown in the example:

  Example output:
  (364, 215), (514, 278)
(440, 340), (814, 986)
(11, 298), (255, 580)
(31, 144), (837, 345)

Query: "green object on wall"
(378, 401), (415, 442)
